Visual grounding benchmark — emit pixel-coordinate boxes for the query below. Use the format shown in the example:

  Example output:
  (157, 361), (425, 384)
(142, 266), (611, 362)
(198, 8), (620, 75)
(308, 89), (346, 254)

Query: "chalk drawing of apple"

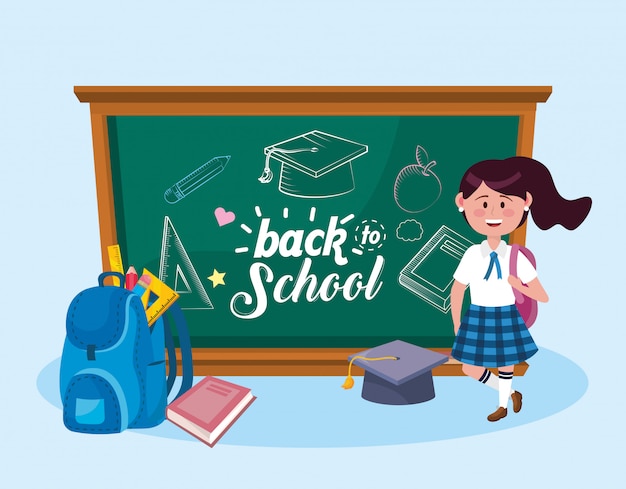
(393, 145), (442, 213)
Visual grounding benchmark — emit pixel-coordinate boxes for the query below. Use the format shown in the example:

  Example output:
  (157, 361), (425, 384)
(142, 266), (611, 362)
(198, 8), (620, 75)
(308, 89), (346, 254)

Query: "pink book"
(166, 376), (256, 447)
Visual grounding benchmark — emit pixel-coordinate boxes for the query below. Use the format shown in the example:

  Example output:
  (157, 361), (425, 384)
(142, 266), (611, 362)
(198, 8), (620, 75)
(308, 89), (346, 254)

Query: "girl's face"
(456, 182), (532, 237)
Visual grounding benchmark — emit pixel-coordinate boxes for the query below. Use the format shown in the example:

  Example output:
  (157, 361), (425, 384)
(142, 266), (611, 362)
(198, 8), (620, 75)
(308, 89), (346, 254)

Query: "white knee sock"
(498, 370), (514, 408)
(479, 369), (516, 399)
(479, 368), (499, 390)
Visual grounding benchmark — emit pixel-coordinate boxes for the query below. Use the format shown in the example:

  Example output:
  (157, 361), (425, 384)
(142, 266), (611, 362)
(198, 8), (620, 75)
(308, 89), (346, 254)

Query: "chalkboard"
(76, 86), (551, 374)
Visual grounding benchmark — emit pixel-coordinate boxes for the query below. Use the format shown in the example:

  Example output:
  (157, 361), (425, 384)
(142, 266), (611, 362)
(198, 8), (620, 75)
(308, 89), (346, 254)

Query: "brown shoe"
(511, 391), (523, 413)
(487, 407), (508, 422)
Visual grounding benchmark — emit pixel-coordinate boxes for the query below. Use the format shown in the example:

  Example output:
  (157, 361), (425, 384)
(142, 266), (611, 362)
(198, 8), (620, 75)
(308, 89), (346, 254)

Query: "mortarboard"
(345, 340), (449, 405)
(258, 130), (368, 198)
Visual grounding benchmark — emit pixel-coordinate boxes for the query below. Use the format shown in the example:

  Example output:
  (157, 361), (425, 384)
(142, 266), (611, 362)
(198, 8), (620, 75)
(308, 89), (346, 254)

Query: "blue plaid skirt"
(451, 304), (538, 367)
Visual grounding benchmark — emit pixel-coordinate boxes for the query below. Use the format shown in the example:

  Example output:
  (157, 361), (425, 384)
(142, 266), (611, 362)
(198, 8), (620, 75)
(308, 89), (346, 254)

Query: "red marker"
(125, 265), (139, 290)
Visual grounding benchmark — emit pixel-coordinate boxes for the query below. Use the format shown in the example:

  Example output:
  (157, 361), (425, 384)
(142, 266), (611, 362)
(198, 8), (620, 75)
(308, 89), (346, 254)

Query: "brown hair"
(459, 156), (591, 230)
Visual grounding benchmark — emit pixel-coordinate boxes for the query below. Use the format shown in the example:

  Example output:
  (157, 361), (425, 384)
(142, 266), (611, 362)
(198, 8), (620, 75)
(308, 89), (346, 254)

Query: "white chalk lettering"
(252, 216), (347, 266)
(231, 256), (385, 319)
(230, 262), (272, 319)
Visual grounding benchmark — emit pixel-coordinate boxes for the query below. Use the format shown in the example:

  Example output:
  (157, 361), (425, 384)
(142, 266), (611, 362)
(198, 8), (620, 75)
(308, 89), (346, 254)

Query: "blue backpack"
(60, 272), (193, 433)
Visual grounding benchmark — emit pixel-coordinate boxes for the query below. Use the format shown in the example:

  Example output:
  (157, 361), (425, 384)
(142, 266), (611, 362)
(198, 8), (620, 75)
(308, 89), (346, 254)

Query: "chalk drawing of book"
(159, 216), (214, 310)
(398, 225), (474, 313)
(258, 130), (368, 198)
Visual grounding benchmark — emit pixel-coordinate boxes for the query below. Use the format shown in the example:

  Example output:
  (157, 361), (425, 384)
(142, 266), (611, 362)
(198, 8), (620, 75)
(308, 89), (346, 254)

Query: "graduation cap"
(343, 340), (449, 405)
(258, 130), (368, 198)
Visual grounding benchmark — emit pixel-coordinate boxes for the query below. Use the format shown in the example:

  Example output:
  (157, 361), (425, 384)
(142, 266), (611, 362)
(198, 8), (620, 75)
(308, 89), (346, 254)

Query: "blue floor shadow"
(39, 348), (587, 448)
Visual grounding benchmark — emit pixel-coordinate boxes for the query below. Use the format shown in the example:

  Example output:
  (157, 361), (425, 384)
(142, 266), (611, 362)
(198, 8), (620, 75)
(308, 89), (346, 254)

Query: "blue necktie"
(484, 251), (502, 280)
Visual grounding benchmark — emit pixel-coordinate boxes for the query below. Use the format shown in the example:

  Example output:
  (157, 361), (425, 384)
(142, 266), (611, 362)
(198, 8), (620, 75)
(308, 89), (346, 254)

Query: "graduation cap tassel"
(258, 151), (274, 183)
(258, 146), (319, 184)
(341, 355), (399, 389)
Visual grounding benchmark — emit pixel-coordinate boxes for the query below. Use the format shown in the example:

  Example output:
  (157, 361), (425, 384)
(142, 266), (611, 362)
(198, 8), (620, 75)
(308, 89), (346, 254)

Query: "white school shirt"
(453, 240), (537, 307)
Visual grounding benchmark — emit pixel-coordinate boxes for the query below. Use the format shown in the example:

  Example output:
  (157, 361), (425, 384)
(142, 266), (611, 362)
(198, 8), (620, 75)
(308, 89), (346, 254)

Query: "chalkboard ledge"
(172, 349), (529, 377)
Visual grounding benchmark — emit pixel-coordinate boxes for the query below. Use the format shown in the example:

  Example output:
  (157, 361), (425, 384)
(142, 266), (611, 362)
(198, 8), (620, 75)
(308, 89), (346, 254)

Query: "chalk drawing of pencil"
(164, 155), (231, 204)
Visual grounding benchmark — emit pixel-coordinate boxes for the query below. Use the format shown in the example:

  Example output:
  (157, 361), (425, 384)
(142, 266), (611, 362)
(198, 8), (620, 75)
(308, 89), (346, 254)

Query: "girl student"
(450, 156), (591, 422)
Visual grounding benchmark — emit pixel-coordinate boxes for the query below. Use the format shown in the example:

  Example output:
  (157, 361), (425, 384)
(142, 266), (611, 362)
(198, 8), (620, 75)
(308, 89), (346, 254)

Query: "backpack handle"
(98, 272), (126, 288)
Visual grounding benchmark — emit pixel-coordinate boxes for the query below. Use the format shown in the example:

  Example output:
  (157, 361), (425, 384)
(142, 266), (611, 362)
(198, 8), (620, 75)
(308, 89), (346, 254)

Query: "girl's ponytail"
(521, 158), (592, 230)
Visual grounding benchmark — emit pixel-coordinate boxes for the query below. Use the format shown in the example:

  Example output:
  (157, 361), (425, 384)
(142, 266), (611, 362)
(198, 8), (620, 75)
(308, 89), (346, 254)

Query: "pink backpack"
(509, 244), (538, 327)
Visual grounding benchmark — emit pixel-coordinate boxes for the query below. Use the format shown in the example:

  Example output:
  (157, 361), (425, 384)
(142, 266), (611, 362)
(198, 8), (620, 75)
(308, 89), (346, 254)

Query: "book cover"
(166, 376), (256, 447)
(398, 225), (473, 312)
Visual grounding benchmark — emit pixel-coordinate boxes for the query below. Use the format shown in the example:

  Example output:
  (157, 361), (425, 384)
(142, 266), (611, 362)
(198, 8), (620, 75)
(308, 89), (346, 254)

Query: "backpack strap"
(164, 319), (177, 394)
(508, 244), (539, 327)
(510, 244), (539, 299)
(162, 303), (194, 401)
(509, 244), (521, 278)
(509, 244), (524, 303)
(510, 245), (537, 278)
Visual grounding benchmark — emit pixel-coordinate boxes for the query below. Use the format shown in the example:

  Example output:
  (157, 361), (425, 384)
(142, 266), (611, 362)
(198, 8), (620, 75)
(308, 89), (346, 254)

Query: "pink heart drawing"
(214, 207), (236, 227)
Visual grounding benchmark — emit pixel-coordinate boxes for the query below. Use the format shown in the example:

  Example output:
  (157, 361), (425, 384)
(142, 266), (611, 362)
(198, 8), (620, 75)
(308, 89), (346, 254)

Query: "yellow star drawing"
(208, 269), (226, 288)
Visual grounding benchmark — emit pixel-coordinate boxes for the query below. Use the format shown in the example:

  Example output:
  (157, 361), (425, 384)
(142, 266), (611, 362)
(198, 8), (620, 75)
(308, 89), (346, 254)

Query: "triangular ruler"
(159, 216), (214, 310)
(175, 264), (192, 293)
(136, 269), (180, 326)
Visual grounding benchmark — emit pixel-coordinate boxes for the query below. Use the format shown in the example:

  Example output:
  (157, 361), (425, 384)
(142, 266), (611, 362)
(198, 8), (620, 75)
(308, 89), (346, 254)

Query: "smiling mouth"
(486, 219), (503, 227)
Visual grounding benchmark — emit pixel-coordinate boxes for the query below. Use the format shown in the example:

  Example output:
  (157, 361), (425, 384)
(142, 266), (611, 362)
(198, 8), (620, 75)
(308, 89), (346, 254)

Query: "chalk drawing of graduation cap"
(258, 130), (368, 198)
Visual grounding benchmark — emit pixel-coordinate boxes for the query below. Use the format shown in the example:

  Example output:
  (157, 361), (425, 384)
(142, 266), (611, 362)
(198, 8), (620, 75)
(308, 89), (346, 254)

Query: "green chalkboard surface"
(107, 115), (519, 348)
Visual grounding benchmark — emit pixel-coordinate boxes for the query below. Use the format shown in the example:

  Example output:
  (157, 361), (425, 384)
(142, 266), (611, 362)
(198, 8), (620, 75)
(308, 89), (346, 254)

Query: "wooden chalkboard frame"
(75, 86), (551, 376)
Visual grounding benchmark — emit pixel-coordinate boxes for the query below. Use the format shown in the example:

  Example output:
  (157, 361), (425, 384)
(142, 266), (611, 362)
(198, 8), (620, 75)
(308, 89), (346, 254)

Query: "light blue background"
(1, 0), (623, 487)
